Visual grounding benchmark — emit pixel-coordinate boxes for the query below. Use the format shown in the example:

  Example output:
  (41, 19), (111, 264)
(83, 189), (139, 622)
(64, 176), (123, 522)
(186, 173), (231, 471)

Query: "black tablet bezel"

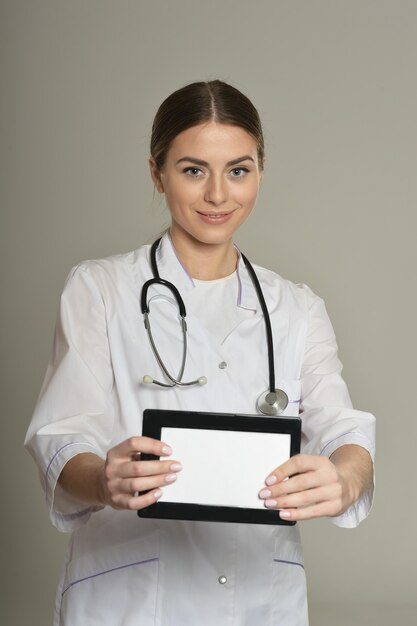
(138, 409), (301, 526)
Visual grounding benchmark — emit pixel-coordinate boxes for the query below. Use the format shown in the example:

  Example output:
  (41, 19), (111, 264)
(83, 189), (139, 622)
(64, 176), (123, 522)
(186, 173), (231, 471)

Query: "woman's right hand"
(99, 436), (182, 511)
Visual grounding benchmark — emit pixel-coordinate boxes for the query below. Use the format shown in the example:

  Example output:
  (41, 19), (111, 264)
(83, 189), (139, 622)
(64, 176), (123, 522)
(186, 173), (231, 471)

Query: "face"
(149, 122), (262, 249)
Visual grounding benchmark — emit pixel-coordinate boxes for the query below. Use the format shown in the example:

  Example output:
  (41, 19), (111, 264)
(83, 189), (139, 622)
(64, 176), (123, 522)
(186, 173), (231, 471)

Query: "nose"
(204, 174), (228, 206)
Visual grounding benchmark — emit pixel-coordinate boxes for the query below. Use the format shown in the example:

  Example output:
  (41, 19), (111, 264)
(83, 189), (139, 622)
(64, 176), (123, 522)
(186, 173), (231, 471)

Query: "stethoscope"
(140, 238), (289, 416)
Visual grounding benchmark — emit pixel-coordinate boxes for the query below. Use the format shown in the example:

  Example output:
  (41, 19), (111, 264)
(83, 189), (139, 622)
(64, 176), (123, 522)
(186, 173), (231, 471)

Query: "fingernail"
(170, 463), (183, 472)
(165, 473), (177, 483)
(266, 475), (277, 486)
(265, 499), (277, 508)
(154, 489), (163, 499)
(161, 445), (172, 455)
(279, 510), (291, 519)
(259, 488), (271, 499)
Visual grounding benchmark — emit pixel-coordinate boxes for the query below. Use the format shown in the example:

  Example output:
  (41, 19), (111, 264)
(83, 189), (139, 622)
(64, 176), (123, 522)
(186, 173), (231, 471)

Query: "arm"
(24, 263), (115, 531)
(259, 287), (375, 524)
(329, 443), (373, 509)
(26, 263), (183, 524)
(58, 453), (106, 507)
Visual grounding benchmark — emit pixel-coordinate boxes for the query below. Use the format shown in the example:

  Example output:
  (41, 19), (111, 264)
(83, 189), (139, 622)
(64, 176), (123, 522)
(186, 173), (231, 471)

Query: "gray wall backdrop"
(1, 1), (416, 624)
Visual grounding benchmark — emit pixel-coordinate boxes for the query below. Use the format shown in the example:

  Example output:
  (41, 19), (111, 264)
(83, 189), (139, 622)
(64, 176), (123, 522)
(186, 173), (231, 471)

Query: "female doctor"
(25, 80), (375, 626)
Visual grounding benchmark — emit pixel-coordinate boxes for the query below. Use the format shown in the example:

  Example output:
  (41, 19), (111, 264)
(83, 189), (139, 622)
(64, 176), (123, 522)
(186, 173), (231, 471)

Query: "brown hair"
(150, 80), (265, 171)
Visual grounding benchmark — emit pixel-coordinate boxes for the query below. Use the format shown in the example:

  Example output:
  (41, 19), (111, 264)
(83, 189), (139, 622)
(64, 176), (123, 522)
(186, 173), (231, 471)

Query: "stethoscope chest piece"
(257, 389), (289, 416)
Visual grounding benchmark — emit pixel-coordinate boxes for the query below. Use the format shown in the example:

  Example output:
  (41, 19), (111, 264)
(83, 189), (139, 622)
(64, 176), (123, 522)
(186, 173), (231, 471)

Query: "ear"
(260, 157), (265, 182)
(258, 169), (264, 187)
(149, 157), (164, 193)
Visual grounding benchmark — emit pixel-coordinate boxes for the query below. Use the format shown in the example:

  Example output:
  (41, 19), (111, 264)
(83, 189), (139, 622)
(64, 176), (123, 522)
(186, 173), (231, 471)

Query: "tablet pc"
(138, 409), (301, 525)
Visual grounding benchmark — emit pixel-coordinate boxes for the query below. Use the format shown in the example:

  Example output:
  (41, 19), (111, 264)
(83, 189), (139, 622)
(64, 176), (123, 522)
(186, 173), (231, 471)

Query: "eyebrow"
(175, 155), (255, 167)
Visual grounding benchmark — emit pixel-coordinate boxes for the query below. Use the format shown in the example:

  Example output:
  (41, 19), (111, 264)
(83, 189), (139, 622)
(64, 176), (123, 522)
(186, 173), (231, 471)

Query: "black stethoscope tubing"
(140, 238), (288, 414)
(240, 251), (275, 395)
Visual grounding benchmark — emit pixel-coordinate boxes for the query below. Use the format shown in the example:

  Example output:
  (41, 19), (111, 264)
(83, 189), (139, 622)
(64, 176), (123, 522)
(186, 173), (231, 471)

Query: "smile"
(196, 211), (235, 224)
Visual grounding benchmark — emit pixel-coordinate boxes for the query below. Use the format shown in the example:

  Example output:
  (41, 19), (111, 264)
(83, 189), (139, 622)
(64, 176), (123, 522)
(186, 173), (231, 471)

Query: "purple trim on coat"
(45, 442), (95, 489)
(61, 557), (160, 597)
(320, 432), (369, 457)
(235, 249), (243, 306)
(45, 441), (95, 485)
(54, 507), (92, 521)
(273, 558), (305, 570)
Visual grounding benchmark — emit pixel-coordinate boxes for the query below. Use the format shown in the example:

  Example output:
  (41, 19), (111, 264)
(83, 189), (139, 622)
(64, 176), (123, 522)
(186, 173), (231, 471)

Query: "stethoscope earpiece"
(143, 373), (207, 387)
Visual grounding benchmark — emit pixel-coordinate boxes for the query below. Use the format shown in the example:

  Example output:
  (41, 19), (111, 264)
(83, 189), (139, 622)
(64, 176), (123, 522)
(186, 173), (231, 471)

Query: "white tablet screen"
(160, 427), (291, 509)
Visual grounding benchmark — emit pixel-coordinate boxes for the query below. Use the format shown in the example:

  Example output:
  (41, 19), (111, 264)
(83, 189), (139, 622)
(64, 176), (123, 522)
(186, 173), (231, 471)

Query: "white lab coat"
(25, 233), (375, 626)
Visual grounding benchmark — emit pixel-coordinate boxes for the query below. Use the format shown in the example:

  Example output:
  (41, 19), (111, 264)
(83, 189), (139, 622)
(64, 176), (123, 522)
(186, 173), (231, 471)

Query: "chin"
(189, 228), (236, 246)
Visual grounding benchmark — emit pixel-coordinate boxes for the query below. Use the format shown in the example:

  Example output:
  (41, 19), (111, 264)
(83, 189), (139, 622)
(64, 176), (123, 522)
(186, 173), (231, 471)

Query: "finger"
(261, 466), (335, 499)
(113, 487), (164, 511)
(117, 472), (179, 495)
(265, 454), (329, 485)
(278, 498), (343, 522)
(108, 473), (172, 494)
(117, 459), (182, 479)
(110, 436), (173, 460)
(265, 484), (342, 511)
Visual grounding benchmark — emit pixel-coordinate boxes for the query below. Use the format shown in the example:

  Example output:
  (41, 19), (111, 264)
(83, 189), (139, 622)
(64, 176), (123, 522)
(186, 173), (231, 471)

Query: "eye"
(183, 167), (203, 177)
(230, 167), (249, 177)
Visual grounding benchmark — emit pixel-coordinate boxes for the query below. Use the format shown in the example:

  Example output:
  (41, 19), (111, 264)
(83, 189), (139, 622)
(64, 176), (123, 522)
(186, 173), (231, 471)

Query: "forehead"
(167, 122), (257, 162)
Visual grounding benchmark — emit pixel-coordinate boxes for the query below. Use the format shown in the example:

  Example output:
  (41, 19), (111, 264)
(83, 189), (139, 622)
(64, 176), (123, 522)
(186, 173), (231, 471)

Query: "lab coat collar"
(155, 232), (259, 312)
(235, 245), (259, 312)
(155, 232), (196, 293)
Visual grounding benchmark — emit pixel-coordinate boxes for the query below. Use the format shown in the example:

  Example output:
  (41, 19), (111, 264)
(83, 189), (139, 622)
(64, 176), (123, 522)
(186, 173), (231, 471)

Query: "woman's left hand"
(258, 446), (372, 522)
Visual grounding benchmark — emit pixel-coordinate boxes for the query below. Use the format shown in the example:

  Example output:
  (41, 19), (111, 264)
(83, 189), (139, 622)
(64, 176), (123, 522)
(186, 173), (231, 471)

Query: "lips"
(196, 210), (235, 225)
(197, 211), (233, 218)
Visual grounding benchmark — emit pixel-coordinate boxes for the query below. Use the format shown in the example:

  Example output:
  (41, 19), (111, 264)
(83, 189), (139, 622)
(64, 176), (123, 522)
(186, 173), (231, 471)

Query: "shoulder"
(251, 260), (320, 313)
(64, 242), (152, 295)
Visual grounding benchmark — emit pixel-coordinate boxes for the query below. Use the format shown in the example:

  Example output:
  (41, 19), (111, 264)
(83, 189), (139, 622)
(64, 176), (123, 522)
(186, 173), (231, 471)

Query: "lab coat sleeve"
(24, 263), (114, 533)
(299, 287), (376, 528)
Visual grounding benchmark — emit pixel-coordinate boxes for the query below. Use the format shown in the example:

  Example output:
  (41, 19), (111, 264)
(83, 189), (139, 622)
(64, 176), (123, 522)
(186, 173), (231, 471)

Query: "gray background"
(1, 1), (416, 624)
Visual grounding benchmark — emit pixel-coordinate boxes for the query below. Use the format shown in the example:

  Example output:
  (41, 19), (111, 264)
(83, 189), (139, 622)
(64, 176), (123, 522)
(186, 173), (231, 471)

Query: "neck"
(168, 228), (238, 280)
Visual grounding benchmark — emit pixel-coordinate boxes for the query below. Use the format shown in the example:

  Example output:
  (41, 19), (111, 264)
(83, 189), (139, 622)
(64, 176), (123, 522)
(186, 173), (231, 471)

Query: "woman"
(25, 80), (375, 626)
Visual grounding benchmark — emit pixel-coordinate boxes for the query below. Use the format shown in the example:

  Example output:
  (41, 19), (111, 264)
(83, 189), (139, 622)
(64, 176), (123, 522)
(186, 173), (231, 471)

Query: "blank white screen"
(160, 427), (291, 509)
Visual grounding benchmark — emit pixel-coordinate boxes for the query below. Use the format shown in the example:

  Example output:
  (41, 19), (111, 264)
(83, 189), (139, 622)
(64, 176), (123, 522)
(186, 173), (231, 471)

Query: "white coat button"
(218, 361), (227, 369)
(218, 575), (227, 584)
